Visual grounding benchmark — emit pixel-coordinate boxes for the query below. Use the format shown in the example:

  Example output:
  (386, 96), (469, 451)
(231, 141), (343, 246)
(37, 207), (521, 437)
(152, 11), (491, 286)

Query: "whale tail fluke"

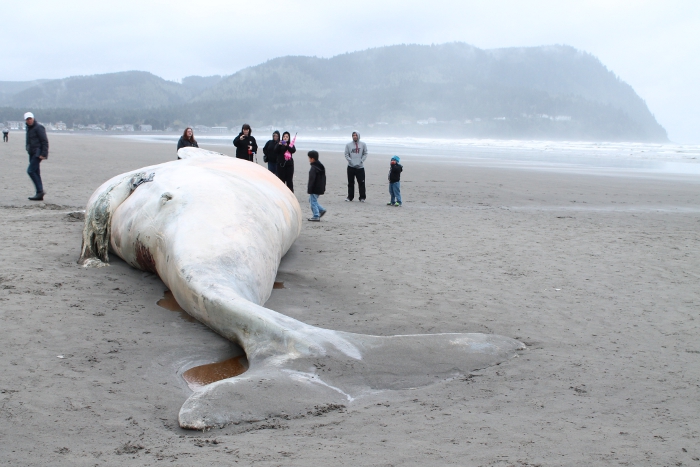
(178, 331), (524, 429)
(178, 366), (350, 430)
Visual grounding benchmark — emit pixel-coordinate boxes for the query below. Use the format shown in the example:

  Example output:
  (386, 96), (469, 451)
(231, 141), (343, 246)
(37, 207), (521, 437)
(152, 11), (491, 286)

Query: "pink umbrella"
(284, 133), (297, 161)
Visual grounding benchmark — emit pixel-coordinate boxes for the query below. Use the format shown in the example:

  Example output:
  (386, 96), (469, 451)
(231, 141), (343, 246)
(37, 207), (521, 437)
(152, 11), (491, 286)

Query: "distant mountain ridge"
(0, 43), (667, 141)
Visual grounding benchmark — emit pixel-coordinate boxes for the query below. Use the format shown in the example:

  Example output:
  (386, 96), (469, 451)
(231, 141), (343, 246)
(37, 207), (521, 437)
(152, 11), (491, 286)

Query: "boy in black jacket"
(387, 155), (403, 206)
(307, 150), (327, 221)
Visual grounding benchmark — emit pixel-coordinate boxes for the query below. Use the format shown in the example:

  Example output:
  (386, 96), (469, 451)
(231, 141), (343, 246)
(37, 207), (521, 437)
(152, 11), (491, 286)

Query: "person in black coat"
(306, 150), (327, 221)
(176, 127), (198, 159)
(387, 155), (403, 206)
(262, 130), (280, 175)
(274, 131), (296, 192)
(24, 112), (49, 201)
(232, 123), (258, 161)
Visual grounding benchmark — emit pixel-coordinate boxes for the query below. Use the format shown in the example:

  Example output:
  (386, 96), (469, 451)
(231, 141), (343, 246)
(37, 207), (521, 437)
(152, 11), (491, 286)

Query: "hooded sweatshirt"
(344, 131), (368, 168)
(263, 131), (280, 162)
(307, 160), (326, 195)
(388, 162), (403, 183)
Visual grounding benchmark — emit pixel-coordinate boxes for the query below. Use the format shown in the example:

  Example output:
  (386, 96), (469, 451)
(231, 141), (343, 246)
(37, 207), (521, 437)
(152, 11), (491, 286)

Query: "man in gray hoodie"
(344, 131), (368, 202)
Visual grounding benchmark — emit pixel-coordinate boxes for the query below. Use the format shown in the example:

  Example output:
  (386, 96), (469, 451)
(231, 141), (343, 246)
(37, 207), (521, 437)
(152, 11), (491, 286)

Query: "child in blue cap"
(387, 155), (403, 206)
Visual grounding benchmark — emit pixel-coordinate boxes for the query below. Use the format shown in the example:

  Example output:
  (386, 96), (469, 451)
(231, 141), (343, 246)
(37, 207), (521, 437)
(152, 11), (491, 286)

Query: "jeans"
(347, 166), (366, 200)
(27, 150), (43, 193)
(389, 181), (401, 205)
(309, 194), (325, 218)
(267, 162), (277, 175)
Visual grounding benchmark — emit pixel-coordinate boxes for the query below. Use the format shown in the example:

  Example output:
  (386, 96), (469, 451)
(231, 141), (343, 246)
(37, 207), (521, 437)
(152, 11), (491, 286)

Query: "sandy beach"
(1, 133), (699, 466)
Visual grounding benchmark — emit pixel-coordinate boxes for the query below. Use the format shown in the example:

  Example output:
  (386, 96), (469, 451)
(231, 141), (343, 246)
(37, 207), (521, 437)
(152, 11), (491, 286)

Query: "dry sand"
(0, 133), (699, 466)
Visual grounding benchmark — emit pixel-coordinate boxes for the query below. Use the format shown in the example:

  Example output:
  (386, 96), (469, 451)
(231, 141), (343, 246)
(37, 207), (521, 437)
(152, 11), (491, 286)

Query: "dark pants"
(347, 166), (366, 200)
(277, 159), (294, 192)
(267, 162), (277, 175)
(27, 150), (43, 193)
(2, 133), (7, 142)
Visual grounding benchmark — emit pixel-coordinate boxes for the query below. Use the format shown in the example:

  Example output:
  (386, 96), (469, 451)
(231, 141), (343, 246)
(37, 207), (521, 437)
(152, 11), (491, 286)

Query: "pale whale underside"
(78, 147), (524, 429)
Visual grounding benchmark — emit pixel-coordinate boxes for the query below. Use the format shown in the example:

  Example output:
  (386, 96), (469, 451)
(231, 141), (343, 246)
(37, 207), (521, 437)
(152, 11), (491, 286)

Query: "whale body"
(79, 147), (524, 429)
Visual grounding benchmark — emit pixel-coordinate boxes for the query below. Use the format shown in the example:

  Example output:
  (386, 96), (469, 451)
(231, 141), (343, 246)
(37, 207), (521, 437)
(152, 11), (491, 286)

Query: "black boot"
(28, 191), (45, 201)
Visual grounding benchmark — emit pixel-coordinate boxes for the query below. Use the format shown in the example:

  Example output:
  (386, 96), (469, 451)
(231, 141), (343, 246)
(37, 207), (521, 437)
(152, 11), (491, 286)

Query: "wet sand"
(0, 133), (699, 466)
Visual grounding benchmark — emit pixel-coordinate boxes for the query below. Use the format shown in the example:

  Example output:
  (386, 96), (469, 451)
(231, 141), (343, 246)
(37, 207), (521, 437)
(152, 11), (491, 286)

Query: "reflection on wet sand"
(157, 290), (196, 322)
(157, 290), (250, 389)
(182, 356), (249, 391)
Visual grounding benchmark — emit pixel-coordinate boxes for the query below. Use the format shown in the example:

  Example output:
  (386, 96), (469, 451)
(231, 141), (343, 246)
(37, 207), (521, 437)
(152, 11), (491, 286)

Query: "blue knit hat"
(391, 155), (400, 163)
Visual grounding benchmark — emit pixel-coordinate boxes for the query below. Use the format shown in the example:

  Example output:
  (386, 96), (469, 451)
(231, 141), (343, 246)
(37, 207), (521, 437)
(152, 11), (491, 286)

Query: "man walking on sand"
(344, 131), (368, 202)
(24, 112), (49, 201)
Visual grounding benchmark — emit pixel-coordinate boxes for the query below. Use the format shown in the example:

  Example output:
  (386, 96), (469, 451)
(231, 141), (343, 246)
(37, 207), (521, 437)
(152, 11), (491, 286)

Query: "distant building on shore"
(6, 121), (25, 130)
(211, 126), (228, 134)
(139, 124), (152, 132)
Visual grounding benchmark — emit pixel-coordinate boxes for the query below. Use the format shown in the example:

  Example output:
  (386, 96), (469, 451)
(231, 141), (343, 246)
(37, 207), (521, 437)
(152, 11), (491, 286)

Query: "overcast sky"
(2, 0), (698, 143)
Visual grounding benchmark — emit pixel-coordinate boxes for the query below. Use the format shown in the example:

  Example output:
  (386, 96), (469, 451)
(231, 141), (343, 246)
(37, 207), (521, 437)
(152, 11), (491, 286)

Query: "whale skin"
(78, 147), (524, 429)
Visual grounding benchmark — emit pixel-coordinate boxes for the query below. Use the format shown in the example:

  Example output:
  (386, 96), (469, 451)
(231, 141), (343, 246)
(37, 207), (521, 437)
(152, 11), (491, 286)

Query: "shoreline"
(42, 131), (700, 176)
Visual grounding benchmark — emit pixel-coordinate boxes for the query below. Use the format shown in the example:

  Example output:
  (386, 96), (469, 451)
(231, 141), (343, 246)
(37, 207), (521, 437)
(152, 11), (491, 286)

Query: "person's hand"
(40, 156), (47, 160)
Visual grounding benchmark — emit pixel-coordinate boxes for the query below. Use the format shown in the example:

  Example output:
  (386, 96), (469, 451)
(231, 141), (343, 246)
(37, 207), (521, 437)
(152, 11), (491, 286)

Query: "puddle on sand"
(182, 356), (249, 391)
(273, 281), (285, 289)
(157, 290), (196, 323)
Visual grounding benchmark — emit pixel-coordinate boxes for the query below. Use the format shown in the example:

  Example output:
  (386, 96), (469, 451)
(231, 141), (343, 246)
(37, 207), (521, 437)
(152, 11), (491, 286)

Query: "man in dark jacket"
(307, 150), (327, 221)
(262, 130), (280, 174)
(24, 112), (49, 201)
(232, 123), (258, 161)
(2, 127), (8, 142)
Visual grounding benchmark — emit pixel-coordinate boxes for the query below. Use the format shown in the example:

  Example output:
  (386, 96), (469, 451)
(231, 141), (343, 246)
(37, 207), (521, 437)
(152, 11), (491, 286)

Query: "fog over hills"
(0, 43), (667, 141)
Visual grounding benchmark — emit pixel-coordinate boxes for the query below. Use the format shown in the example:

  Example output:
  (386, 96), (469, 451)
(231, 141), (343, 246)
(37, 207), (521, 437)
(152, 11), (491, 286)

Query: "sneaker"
(387, 202), (393, 206)
(319, 210), (327, 218)
(307, 217), (320, 222)
(394, 203), (401, 207)
(344, 198), (352, 202)
(359, 199), (365, 203)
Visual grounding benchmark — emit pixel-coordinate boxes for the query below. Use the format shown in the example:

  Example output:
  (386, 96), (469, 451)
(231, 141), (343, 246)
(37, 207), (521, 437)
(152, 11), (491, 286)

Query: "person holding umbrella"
(274, 131), (296, 192)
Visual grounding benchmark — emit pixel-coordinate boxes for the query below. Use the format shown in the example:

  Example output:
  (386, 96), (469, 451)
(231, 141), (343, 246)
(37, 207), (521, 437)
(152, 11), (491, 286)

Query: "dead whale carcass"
(79, 147), (524, 429)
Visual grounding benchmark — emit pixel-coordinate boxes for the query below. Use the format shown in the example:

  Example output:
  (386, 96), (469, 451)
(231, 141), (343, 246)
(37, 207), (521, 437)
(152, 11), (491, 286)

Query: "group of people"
(16, 112), (403, 210)
(176, 124), (403, 221)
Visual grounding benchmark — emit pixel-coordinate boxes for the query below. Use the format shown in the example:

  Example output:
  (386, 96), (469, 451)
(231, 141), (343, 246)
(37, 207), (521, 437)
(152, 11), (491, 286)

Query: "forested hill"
(0, 43), (667, 141)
